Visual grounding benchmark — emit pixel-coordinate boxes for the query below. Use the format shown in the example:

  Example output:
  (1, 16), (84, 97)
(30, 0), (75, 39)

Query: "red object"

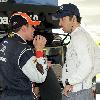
(36, 51), (44, 58)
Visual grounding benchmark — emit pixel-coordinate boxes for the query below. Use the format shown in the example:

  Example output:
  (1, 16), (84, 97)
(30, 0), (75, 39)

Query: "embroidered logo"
(36, 62), (44, 75)
(0, 43), (7, 62)
(13, 22), (18, 26)
(60, 5), (63, 10)
(0, 44), (6, 55)
(0, 57), (6, 62)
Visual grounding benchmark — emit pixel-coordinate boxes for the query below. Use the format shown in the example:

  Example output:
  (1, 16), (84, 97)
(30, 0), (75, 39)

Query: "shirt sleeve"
(68, 34), (93, 85)
(18, 48), (48, 83)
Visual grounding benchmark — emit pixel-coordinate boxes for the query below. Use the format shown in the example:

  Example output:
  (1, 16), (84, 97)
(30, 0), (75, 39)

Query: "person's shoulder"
(74, 27), (88, 39)
(0, 36), (14, 45)
(2, 36), (25, 50)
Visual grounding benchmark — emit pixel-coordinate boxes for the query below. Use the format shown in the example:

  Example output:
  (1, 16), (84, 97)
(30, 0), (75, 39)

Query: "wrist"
(35, 51), (44, 58)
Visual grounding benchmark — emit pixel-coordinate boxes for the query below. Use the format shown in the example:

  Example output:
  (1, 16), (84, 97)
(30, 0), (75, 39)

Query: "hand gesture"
(33, 35), (47, 51)
(62, 85), (73, 96)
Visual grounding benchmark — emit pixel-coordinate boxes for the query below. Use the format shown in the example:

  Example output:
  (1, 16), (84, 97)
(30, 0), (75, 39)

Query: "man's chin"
(28, 38), (34, 41)
(63, 29), (68, 33)
(63, 30), (67, 33)
(62, 29), (66, 33)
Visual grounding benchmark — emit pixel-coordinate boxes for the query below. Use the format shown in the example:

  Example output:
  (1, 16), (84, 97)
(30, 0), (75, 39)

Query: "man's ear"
(72, 15), (77, 22)
(21, 25), (27, 32)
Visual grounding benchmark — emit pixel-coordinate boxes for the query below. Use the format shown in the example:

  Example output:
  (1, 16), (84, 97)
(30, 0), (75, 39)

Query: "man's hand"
(62, 85), (73, 96)
(47, 61), (52, 69)
(33, 35), (47, 51)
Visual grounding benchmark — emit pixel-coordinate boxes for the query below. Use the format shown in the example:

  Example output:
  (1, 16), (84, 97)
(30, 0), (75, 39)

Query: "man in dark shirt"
(0, 12), (48, 100)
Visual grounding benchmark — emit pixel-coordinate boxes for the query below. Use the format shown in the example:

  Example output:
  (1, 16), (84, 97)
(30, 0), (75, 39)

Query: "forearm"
(22, 56), (48, 83)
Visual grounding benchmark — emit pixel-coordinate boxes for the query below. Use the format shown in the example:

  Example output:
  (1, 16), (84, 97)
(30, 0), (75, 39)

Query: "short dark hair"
(76, 16), (81, 23)
(13, 24), (29, 33)
(13, 27), (22, 33)
(69, 15), (82, 23)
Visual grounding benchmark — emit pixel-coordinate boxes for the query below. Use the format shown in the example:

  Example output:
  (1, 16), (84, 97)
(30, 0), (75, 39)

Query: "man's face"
(59, 16), (73, 33)
(24, 24), (35, 41)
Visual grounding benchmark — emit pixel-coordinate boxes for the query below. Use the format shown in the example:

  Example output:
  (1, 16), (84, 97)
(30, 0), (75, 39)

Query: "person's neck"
(15, 32), (27, 42)
(72, 23), (80, 32)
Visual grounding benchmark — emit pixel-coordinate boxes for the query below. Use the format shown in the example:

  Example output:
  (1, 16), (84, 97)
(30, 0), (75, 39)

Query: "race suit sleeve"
(18, 48), (48, 83)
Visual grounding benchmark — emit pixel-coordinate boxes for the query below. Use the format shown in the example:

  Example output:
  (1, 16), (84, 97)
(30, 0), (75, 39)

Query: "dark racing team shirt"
(0, 34), (48, 95)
